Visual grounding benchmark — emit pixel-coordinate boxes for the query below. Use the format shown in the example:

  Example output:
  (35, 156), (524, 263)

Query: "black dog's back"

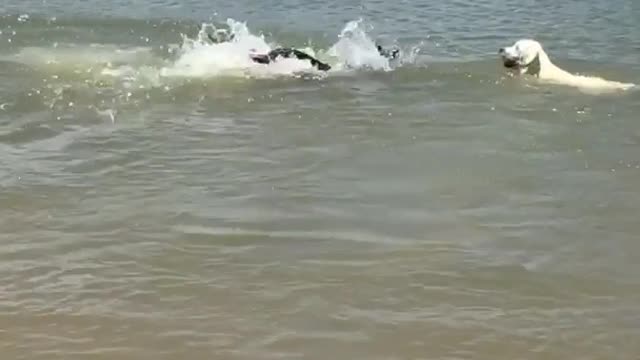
(247, 45), (399, 72)
(250, 48), (332, 71)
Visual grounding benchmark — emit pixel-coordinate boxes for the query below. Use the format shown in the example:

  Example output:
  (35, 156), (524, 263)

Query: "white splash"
(326, 19), (392, 71)
(159, 19), (320, 79)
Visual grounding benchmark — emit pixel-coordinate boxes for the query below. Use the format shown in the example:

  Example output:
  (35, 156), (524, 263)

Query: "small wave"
(8, 44), (157, 71)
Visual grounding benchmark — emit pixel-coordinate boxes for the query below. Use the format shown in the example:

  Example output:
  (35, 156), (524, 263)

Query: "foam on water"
(7, 44), (156, 71)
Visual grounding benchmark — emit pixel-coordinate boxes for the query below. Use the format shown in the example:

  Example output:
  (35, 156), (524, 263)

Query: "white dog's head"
(498, 39), (544, 75)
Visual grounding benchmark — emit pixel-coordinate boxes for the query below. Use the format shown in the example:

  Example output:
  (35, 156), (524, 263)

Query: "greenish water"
(1, 1), (640, 359)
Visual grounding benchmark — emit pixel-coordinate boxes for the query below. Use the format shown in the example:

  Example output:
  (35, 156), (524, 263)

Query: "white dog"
(499, 39), (635, 92)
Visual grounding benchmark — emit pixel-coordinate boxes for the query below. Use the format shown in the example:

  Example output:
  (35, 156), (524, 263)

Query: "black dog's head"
(377, 45), (400, 60)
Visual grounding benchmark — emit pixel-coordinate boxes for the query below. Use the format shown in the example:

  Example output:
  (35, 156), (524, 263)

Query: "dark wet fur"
(377, 45), (400, 60)
(250, 48), (332, 71)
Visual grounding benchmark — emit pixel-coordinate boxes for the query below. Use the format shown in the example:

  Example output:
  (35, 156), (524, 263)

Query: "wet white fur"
(500, 39), (635, 92)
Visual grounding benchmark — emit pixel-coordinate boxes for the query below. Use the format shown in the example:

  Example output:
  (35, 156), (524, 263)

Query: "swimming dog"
(499, 39), (635, 91)
(208, 32), (400, 72)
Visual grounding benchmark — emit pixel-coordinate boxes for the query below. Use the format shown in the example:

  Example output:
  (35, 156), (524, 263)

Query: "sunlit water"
(1, 0), (640, 359)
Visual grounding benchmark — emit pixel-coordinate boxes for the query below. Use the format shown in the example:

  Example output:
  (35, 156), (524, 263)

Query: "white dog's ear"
(523, 53), (541, 76)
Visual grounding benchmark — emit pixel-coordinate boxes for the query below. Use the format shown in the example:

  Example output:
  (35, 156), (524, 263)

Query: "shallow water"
(1, 0), (640, 359)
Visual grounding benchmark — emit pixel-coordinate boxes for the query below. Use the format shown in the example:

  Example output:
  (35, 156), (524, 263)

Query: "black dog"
(249, 48), (332, 71)
(207, 32), (400, 72)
